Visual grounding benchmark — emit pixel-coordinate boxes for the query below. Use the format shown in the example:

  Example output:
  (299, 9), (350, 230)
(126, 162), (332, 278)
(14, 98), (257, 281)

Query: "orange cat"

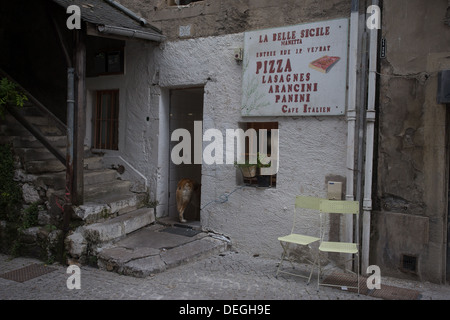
(176, 178), (200, 223)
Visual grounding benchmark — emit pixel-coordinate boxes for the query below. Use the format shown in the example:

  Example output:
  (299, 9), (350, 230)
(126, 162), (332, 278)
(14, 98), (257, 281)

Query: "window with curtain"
(94, 90), (119, 150)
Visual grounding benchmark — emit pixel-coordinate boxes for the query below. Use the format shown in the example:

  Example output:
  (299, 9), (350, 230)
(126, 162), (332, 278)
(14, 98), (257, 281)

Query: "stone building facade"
(371, 1), (450, 283)
(94, 0), (450, 283)
(123, 0), (353, 264)
(2, 0), (450, 283)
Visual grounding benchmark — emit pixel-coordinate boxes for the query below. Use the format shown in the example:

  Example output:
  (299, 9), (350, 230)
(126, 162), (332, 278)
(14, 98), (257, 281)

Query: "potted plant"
(235, 153), (273, 187)
(234, 160), (257, 178)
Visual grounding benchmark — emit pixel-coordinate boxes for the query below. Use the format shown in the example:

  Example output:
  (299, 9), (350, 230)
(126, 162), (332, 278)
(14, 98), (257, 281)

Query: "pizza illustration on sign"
(309, 56), (340, 73)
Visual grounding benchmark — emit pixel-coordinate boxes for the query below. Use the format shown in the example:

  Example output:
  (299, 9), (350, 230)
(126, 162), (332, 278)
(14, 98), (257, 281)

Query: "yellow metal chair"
(317, 199), (360, 294)
(275, 196), (322, 284)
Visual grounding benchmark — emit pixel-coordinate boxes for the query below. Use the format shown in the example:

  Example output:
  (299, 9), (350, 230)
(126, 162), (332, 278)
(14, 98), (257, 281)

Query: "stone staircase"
(0, 104), (154, 265)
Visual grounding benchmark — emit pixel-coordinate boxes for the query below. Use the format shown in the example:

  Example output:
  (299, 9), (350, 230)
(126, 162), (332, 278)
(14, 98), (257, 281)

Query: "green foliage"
(0, 144), (22, 222)
(21, 202), (39, 229)
(145, 199), (159, 208)
(256, 152), (271, 168)
(234, 152), (271, 168)
(234, 160), (257, 168)
(0, 77), (28, 118)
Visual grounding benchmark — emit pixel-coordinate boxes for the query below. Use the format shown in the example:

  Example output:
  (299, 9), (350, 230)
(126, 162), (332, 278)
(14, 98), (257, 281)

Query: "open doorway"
(168, 87), (204, 226)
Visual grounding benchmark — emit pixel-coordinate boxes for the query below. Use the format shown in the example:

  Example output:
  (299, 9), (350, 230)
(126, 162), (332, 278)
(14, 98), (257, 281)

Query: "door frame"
(166, 86), (205, 222)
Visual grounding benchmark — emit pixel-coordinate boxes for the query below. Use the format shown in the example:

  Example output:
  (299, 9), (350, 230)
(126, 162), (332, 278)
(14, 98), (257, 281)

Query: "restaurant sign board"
(241, 18), (349, 116)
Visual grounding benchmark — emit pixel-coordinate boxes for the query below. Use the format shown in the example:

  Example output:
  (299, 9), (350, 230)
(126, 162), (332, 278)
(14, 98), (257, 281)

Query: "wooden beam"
(72, 27), (86, 205)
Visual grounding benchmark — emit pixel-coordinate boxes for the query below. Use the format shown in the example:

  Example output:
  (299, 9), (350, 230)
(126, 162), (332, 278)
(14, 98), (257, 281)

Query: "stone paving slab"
(96, 225), (228, 277)
(160, 236), (227, 267)
(121, 254), (167, 277)
(98, 246), (160, 265)
(115, 227), (200, 249)
(1, 251), (450, 302)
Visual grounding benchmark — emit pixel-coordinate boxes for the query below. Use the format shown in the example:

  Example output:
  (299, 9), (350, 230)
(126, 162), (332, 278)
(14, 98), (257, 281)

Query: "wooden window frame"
(94, 90), (119, 150)
(93, 48), (124, 76)
(241, 122), (278, 188)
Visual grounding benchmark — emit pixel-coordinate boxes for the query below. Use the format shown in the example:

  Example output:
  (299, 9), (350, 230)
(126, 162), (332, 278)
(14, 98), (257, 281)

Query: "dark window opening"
(168, 0), (203, 6)
(238, 122), (278, 188)
(94, 90), (119, 150)
(93, 50), (124, 76)
(86, 36), (125, 77)
(401, 254), (418, 273)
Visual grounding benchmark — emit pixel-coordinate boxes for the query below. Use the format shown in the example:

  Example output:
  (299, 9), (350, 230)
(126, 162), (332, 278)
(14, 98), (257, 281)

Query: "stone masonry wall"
(372, 0), (450, 283)
(118, 0), (350, 41)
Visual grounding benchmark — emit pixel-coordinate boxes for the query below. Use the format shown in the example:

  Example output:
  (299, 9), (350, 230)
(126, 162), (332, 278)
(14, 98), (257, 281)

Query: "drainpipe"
(361, 0), (379, 272)
(61, 67), (75, 263)
(103, 0), (149, 26)
(345, 0), (360, 264)
(66, 67), (75, 205)
(97, 25), (166, 42)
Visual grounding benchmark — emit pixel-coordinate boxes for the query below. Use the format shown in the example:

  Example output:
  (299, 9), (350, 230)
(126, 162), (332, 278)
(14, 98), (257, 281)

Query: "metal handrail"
(5, 105), (66, 165)
(0, 68), (67, 166)
(0, 68), (67, 133)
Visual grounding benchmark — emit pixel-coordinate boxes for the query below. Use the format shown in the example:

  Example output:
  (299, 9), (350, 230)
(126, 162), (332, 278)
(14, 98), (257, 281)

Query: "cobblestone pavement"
(1, 251), (450, 302)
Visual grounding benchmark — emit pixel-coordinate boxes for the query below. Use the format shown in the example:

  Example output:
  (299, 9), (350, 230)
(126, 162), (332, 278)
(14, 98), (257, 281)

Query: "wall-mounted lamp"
(234, 48), (243, 62)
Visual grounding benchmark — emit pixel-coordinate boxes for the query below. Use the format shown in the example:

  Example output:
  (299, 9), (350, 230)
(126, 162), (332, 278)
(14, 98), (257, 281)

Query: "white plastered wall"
(85, 40), (160, 196)
(154, 33), (349, 258)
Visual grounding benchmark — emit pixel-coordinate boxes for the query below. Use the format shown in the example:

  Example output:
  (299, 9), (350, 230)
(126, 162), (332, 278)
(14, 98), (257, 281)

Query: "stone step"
(24, 155), (102, 174)
(35, 169), (118, 190)
(16, 105), (46, 117)
(15, 145), (95, 162)
(84, 156), (103, 170)
(25, 158), (65, 173)
(33, 171), (65, 190)
(0, 124), (17, 136)
(83, 169), (119, 186)
(84, 179), (132, 202)
(3, 114), (54, 127)
(1, 122), (64, 136)
(66, 207), (156, 259)
(83, 207), (155, 243)
(7, 104), (47, 117)
(96, 225), (230, 277)
(72, 192), (147, 224)
(0, 135), (13, 144)
(0, 135), (67, 148)
(15, 147), (67, 162)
